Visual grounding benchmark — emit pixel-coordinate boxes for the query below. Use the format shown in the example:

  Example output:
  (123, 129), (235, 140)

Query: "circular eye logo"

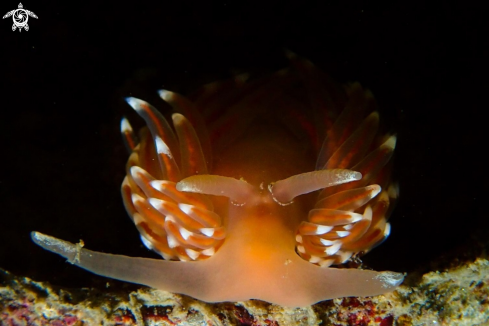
(3, 3), (37, 32)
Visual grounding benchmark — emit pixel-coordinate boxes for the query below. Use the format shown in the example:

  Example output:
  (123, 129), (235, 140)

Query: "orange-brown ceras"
(32, 54), (403, 307)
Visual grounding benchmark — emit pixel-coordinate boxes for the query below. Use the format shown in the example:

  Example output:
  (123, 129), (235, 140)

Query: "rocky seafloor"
(1, 252), (489, 326)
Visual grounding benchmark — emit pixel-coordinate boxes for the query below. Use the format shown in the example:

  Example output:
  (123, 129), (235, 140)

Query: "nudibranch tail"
(32, 54), (403, 307)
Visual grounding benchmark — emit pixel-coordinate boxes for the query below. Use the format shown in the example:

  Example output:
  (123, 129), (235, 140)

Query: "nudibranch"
(32, 54), (403, 307)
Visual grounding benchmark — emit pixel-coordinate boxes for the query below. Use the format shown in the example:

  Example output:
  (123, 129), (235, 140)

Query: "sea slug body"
(32, 53), (403, 307)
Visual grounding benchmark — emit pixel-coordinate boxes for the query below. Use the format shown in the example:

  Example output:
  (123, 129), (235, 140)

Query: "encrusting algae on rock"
(1, 258), (489, 325)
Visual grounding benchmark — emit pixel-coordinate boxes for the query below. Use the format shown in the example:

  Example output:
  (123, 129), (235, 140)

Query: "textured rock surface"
(2, 258), (489, 325)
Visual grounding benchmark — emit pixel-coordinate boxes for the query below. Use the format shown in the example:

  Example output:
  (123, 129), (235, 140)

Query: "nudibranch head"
(32, 54), (403, 307)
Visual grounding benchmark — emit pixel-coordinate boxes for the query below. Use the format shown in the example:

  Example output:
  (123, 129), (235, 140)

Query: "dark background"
(1, 0), (487, 291)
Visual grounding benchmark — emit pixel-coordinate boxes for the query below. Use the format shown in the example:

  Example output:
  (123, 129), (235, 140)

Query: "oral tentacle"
(269, 169), (362, 204)
(177, 175), (256, 204)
